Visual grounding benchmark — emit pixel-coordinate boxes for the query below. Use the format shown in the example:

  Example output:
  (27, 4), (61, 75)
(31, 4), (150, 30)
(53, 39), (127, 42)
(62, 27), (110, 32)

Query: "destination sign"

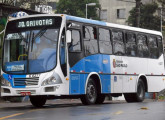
(17, 19), (53, 28)
(6, 17), (62, 33)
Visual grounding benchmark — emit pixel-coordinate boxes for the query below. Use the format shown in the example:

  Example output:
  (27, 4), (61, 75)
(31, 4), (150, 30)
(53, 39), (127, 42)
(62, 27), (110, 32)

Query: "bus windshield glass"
(3, 16), (62, 74)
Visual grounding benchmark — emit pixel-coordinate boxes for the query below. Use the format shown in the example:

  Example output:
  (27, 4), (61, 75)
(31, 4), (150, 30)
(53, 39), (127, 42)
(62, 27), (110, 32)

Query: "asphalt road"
(0, 99), (165, 120)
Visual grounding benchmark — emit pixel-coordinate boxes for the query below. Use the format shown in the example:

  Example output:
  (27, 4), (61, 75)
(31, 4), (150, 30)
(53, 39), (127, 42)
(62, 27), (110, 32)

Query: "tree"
(56, 0), (100, 20)
(135, 0), (141, 27)
(158, 0), (165, 5)
(127, 2), (163, 31)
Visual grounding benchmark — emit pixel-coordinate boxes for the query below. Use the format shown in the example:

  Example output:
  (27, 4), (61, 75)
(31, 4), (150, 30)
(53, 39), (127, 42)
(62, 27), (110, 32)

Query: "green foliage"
(127, 3), (163, 31)
(56, 0), (100, 20)
(0, 18), (7, 26)
(158, 0), (165, 5)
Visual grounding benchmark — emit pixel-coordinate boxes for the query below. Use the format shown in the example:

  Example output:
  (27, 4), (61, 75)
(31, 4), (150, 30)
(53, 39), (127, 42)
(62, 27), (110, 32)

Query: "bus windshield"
(3, 16), (62, 74)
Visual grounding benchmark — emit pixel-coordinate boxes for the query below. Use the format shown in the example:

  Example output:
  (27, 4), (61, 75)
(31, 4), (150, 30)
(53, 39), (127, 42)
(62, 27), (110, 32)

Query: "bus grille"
(14, 77), (39, 86)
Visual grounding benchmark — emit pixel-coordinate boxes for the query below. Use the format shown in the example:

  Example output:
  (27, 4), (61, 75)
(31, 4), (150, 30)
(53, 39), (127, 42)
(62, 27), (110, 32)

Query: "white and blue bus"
(1, 14), (165, 107)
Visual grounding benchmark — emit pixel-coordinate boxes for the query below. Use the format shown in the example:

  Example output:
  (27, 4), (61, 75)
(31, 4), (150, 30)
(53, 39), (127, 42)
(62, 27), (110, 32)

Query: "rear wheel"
(124, 79), (145, 102)
(81, 78), (97, 105)
(30, 95), (47, 107)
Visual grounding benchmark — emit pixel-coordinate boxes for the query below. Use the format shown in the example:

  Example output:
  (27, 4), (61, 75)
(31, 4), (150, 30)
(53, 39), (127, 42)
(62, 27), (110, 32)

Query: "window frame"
(68, 29), (82, 53)
(111, 29), (125, 56)
(136, 33), (149, 58)
(147, 35), (159, 59)
(83, 24), (99, 56)
(125, 32), (137, 57)
(117, 9), (126, 19)
(98, 27), (113, 55)
(157, 36), (164, 57)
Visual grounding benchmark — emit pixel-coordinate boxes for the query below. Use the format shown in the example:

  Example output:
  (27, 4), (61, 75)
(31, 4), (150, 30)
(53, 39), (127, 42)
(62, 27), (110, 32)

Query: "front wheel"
(81, 78), (97, 105)
(95, 94), (105, 104)
(124, 79), (145, 102)
(30, 95), (47, 107)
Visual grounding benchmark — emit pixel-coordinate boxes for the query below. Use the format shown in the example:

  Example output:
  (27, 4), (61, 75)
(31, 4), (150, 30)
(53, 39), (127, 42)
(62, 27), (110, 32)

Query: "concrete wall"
(99, 0), (158, 25)
(99, 0), (135, 25)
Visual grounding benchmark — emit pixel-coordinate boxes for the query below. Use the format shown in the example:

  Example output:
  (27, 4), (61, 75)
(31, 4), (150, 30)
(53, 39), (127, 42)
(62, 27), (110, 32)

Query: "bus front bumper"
(1, 84), (68, 96)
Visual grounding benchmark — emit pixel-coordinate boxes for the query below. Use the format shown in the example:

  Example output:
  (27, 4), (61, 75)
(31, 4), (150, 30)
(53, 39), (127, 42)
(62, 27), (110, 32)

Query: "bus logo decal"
(113, 59), (128, 68)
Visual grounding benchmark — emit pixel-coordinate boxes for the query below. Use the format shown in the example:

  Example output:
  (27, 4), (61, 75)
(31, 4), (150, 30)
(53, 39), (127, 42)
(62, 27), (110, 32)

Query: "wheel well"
(90, 74), (102, 94)
(139, 76), (148, 92)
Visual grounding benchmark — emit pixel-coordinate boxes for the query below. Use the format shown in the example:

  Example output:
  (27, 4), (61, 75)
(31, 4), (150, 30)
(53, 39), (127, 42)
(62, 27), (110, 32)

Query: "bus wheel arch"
(138, 75), (148, 92)
(81, 73), (105, 105)
(124, 75), (147, 103)
(85, 73), (102, 95)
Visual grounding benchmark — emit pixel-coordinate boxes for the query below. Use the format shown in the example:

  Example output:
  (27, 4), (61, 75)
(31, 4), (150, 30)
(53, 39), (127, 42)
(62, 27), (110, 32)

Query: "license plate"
(20, 92), (31, 96)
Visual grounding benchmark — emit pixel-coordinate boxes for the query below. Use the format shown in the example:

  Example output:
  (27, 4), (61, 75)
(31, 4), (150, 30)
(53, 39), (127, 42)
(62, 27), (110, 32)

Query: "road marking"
(0, 113), (24, 120)
(140, 107), (148, 110)
(114, 111), (123, 115)
(0, 108), (45, 120)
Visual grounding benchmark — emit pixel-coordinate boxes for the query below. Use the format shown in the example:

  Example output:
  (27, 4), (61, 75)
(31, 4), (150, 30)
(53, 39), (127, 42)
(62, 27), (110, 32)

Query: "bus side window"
(112, 30), (125, 55)
(83, 26), (98, 56)
(69, 30), (81, 52)
(125, 32), (137, 57)
(99, 28), (112, 54)
(148, 36), (159, 58)
(137, 34), (149, 58)
(157, 36), (163, 56)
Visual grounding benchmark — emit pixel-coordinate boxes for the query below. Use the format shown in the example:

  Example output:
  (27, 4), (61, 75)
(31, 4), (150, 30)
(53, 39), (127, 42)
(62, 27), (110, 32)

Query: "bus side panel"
(70, 73), (86, 94)
(110, 55), (123, 93)
(101, 55), (111, 93)
(69, 54), (111, 95)
(147, 76), (165, 92)
(147, 55), (165, 92)
(100, 74), (111, 93)
(69, 58), (85, 95)
(122, 56), (148, 93)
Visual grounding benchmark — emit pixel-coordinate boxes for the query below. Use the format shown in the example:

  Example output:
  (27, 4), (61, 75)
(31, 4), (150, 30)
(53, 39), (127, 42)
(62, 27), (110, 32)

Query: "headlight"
(1, 77), (11, 87)
(42, 75), (62, 86)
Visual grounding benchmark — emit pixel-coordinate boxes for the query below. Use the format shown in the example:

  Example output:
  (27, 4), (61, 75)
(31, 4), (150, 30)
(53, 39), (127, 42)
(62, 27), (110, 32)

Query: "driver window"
(69, 30), (81, 52)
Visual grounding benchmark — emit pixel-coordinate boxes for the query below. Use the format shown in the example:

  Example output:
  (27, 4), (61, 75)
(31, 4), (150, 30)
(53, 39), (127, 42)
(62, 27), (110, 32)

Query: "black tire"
(30, 95), (47, 107)
(136, 79), (145, 102)
(124, 79), (145, 103)
(95, 94), (105, 104)
(81, 78), (97, 105)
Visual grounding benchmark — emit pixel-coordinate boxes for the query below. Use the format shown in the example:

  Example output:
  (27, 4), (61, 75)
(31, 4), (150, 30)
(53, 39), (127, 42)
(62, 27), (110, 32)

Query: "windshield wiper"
(31, 27), (47, 52)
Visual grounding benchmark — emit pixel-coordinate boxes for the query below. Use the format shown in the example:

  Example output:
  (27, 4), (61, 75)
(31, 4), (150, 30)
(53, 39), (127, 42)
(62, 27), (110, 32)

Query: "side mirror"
(66, 30), (71, 43)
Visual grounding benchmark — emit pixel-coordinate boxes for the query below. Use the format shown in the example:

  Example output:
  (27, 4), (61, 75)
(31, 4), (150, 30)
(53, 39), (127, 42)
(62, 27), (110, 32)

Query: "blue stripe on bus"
(3, 74), (26, 88)
(66, 15), (107, 26)
(69, 54), (111, 94)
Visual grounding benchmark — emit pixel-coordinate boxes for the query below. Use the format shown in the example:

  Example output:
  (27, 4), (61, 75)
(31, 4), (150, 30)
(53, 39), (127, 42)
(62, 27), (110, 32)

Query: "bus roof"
(66, 15), (162, 36)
